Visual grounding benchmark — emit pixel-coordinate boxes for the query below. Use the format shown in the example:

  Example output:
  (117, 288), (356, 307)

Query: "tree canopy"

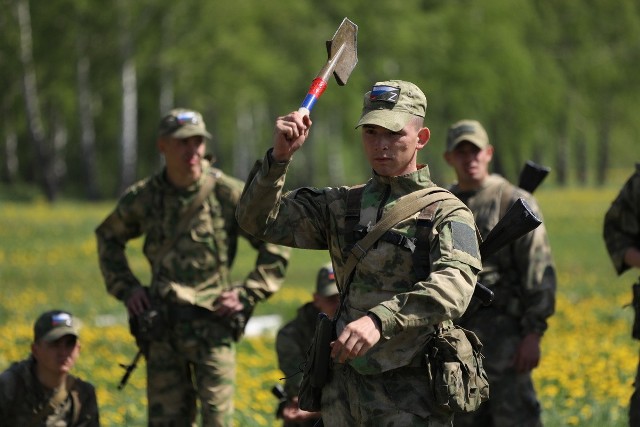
(2, 0), (639, 200)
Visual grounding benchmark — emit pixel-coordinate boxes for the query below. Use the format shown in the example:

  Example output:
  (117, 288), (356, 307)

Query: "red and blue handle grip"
(298, 78), (328, 114)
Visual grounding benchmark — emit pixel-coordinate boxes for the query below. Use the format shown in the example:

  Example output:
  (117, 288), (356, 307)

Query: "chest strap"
(343, 185), (441, 281)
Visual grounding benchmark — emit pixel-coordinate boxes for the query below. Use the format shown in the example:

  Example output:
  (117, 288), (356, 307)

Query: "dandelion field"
(0, 185), (637, 426)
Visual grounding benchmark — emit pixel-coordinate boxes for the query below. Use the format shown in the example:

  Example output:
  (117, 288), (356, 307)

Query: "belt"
(166, 304), (217, 322)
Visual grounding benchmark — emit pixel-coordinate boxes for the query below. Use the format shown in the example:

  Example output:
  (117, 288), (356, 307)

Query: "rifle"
(471, 198), (542, 305)
(118, 350), (142, 390)
(518, 160), (550, 194)
(271, 383), (287, 419)
(471, 161), (550, 306)
(117, 307), (162, 390)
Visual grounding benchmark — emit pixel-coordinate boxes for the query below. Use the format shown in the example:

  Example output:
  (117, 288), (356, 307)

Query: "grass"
(0, 184), (637, 426)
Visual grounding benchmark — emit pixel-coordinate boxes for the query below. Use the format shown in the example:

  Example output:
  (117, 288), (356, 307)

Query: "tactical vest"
(149, 167), (234, 303)
(343, 185), (441, 281)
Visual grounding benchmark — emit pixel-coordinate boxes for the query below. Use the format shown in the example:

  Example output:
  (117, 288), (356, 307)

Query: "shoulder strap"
(498, 181), (515, 219)
(152, 171), (218, 277)
(412, 200), (442, 280)
(341, 187), (458, 292)
(344, 184), (366, 247)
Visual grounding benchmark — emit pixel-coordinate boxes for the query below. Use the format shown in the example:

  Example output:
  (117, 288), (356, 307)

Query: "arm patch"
(451, 221), (480, 259)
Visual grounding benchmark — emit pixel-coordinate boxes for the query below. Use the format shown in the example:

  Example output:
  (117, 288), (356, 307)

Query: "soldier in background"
(603, 164), (640, 426)
(0, 310), (99, 426)
(95, 108), (290, 426)
(444, 119), (556, 427)
(275, 263), (340, 427)
(236, 80), (482, 426)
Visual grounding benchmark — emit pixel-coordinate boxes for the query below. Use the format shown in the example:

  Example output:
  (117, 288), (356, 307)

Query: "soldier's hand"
(281, 397), (320, 423)
(126, 287), (151, 317)
(213, 289), (244, 317)
(330, 315), (381, 364)
(512, 332), (541, 373)
(272, 111), (312, 162)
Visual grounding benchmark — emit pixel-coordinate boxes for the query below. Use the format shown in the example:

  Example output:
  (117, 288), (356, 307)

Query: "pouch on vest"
(425, 324), (490, 413)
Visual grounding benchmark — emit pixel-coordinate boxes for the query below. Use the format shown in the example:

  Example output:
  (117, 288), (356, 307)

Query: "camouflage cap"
(158, 108), (212, 139)
(356, 80), (427, 132)
(446, 119), (489, 152)
(34, 310), (79, 343)
(315, 263), (339, 297)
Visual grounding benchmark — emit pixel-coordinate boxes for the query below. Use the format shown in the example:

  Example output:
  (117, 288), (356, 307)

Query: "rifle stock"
(518, 160), (550, 194)
(472, 198), (542, 305)
(118, 350), (142, 390)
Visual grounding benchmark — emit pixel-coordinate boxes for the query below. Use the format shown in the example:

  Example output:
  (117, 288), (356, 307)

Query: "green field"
(0, 185), (637, 426)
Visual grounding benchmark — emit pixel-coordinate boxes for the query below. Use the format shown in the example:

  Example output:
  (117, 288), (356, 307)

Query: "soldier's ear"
(417, 127), (430, 148)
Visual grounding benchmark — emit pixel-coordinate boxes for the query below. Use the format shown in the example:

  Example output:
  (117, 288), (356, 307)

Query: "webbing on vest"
(344, 186), (442, 281)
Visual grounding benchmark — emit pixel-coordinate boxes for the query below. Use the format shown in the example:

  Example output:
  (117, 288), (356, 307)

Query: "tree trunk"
(15, 0), (57, 201)
(76, 39), (100, 200)
(2, 127), (18, 184)
(575, 136), (587, 186)
(51, 111), (68, 186)
(117, 1), (138, 195)
(596, 112), (612, 186)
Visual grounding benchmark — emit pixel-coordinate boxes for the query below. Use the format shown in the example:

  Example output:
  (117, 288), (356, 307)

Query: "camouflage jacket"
(604, 164), (640, 275)
(236, 151), (482, 374)
(0, 357), (99, 427)
(276, 302), (318, 398)
(96, 160), (290, 310)
(450, 174), (556, 335)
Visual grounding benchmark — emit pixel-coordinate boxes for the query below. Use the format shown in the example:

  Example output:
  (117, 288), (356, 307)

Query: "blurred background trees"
(2, 0), (639, 201)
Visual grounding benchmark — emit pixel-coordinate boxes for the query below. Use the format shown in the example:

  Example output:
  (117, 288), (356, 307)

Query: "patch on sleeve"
(451, 221), (480, 259)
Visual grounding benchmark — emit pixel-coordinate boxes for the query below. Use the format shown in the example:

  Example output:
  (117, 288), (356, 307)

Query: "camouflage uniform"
(450, 174), (556, 427)
(237, 154), (482, 426)
(96, 159), (289, 427)
(603, 164), (640, 425)
(276, 302), (322, 427)
(0, 356), (99, 427)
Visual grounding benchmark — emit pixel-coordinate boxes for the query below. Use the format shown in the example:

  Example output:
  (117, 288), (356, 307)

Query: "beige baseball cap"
(158, 108), (212, 139)
(446, 119), (489, 152)
(356, 80), (427, 132)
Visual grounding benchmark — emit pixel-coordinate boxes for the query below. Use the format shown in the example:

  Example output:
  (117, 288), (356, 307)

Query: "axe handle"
(298, 44), (346, 115)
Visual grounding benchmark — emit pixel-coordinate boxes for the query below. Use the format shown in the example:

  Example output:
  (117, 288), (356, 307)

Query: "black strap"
(412, 201), (441, 280)
(344, 184), (365, 248)
(344, 185), (442, 282)
(335, 187), (458, 321)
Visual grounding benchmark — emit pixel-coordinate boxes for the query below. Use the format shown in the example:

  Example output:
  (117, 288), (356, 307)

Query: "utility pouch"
(298, 313), (334, 411)
(632, 279), (640, 340)
(425, 324), (489, 413)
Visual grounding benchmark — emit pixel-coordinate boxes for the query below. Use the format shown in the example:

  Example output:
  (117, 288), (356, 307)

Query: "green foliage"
(2, 0), (639, 196)
(0, 184), (638, 426)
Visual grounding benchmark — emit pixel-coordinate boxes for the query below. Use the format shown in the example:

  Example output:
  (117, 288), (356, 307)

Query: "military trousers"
(321, 362), (453, 427)
(146, 317), (236, 427)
